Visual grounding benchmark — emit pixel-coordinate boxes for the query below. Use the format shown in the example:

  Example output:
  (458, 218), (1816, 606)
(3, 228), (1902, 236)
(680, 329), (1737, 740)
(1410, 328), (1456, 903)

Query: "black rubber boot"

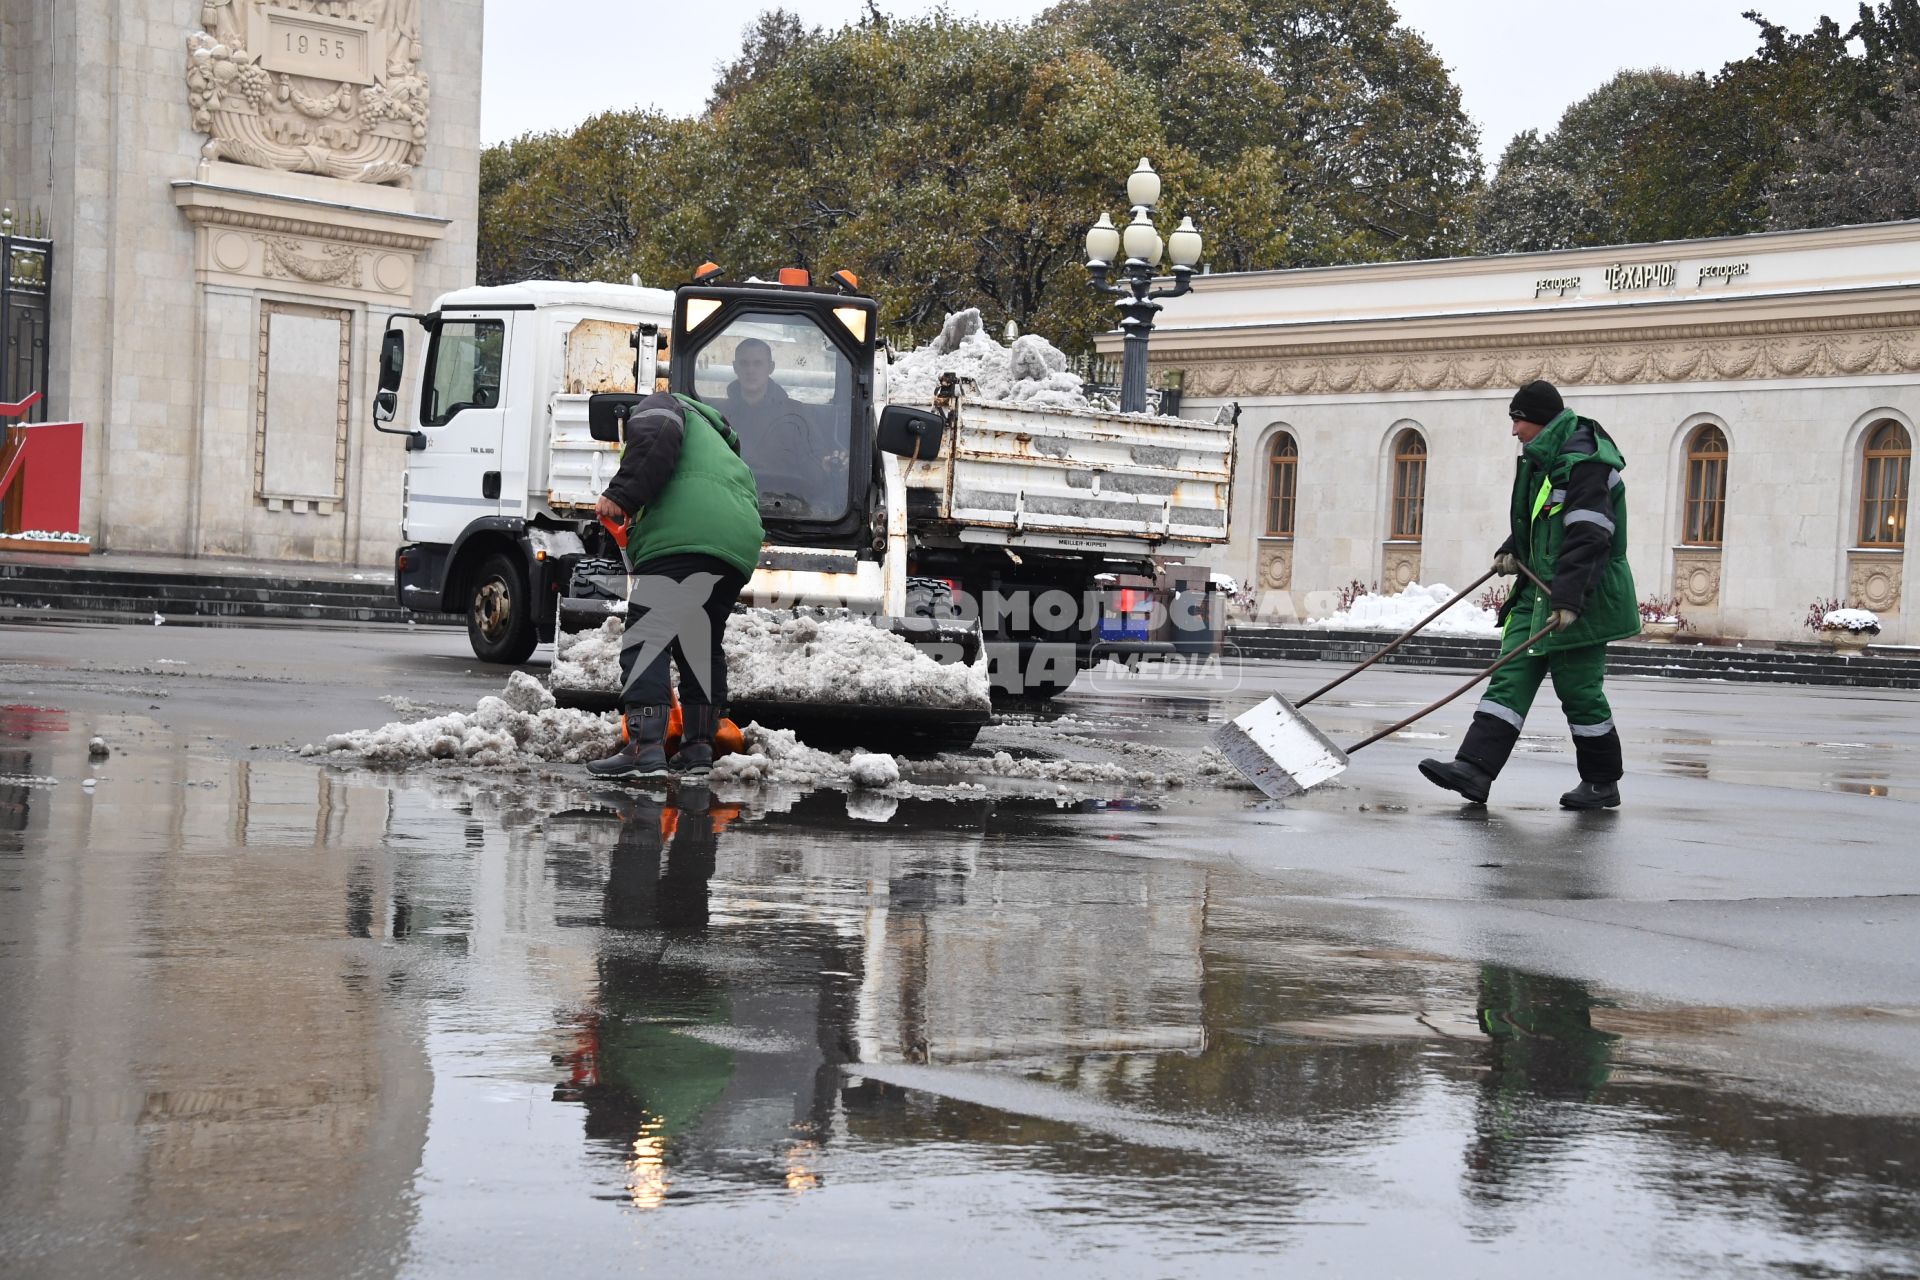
(1559, 780), (1621, 810)
(1564, 726), (1623, 808)
(1419, 756), (1494, 804)
(668, 703), (720, 776)
(1458, 711), (1522, 778)
(588, 705), (669, 779)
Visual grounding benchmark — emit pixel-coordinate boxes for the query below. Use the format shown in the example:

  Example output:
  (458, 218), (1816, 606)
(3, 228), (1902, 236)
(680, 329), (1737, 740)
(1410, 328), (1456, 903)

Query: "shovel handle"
(1343, 617), (1559, 756)
(599, 514), (629, 550)
(1297, 567), (1498, 709)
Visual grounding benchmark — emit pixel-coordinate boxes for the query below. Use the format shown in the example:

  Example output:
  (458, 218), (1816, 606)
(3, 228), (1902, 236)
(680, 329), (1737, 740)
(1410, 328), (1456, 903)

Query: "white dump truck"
(373, 271), (1233, 709)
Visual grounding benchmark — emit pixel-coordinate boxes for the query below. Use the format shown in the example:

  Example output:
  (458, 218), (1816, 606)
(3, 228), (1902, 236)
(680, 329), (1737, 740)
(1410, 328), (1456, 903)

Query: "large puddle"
(3, 703), (1918, 1276)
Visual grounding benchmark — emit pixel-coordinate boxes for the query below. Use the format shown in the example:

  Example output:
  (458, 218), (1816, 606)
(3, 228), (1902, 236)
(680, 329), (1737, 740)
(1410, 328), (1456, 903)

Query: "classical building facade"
(1, 0), (483, 565)
(1130, 222), (1920, 645)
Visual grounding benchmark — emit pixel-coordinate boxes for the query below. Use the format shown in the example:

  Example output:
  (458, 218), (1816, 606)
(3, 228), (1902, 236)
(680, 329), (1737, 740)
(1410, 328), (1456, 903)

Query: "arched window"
(1859, 420), (1911, 547)
(1265, 432), (1297, 537)
(1683, 424), (1729, 546)
(1391, 429), (1426, 540)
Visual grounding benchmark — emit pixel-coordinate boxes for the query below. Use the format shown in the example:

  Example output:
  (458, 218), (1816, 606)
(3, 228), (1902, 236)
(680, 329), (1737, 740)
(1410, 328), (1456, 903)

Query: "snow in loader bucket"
(550, 606), (993, 753)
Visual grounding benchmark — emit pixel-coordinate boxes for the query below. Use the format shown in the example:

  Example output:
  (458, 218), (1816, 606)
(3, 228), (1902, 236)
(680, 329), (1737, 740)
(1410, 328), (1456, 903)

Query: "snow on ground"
(303, 671), (619, 765)
(4, 529), (90, 543)
(887, 308), (1090, 409)
(555, 611), (992, 712)
(1304, 583), (1499, 637)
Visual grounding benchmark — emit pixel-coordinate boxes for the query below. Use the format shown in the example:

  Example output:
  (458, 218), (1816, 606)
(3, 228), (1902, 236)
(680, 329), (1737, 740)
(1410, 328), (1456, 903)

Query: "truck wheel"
(906, 576), (959, 619)
(466, 551), (538, 664)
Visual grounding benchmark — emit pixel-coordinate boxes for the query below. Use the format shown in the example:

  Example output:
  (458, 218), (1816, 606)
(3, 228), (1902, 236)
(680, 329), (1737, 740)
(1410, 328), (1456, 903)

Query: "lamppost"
(1085, 158), (1203, 414)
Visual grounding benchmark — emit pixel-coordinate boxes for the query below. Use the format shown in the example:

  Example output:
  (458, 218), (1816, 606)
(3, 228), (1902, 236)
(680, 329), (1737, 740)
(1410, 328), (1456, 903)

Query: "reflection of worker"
(1465, 966), (1618, 1193)
(1420, 381), (1638, 810)
(588, 393), (764, 779)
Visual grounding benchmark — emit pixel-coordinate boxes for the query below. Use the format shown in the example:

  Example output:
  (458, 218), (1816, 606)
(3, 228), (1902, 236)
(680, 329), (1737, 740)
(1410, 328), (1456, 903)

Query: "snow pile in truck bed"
(554, 612), (991, 711)
(888, 308), (1089, 409)
(302, 671), (619, 765)
(1304, 583), (1500, 637)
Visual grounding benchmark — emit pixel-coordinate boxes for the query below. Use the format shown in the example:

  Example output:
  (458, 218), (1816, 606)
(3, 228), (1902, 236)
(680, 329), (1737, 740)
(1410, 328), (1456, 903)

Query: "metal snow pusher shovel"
(1217, 566), (1555, 799)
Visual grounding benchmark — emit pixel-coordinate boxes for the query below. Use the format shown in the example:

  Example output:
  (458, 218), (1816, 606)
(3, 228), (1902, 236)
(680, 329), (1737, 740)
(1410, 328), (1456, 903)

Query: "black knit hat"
(1509, 380), (1564, 425)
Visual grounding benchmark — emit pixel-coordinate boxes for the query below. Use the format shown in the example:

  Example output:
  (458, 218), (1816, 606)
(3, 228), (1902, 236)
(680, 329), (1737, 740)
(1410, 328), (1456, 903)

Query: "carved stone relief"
(1673, 548), (1722, 608)
(187, 0), (430, 186)
(1170, 313), (1920, 399)
(1257, 540), (1293, 592)
(260, 236), (363, 287)
(1382, 544), (1421, 595)
(1847, 551), (1904, 613)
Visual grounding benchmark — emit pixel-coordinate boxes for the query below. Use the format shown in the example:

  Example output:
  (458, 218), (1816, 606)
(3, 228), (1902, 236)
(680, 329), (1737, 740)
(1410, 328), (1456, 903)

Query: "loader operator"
(719, 337), (838, 517)
(588, 391), (765, 780)
(1419, 381), (1638, 810)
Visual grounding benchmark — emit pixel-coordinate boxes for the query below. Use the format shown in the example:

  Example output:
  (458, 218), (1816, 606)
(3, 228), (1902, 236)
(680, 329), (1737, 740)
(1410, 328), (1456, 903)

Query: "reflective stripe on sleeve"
(1564, 509), (1617, 535)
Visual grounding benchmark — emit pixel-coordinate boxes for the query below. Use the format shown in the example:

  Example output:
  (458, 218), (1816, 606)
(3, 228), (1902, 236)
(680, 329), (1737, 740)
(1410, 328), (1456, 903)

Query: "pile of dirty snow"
(555, 612), (990, 711)
(707, 724), (900, 790)
(303, 670), (619, 766)
(5, 529), (89, 543)
(888, 308), (1089, 409)
(1305, 583), (1499, 637)
(727, 609), (990, 710)
(551, 618), (623, 690)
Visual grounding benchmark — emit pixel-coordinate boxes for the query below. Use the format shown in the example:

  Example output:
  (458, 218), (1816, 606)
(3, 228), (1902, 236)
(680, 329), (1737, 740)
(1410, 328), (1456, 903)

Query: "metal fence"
(3, 215), (54, 423)
(1069, 353), (1184, 417)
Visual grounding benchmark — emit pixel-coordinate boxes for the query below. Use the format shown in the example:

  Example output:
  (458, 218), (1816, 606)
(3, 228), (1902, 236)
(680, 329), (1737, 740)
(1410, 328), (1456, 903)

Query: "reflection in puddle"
(2, 712), (1918, 1275)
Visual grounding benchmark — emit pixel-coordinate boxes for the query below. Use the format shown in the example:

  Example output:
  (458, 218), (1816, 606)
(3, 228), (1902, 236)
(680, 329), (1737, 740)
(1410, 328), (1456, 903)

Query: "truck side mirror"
(877, 404), (944, 461)
(588, 392), (646, 443)
(373, 388), (397, 423)
(378, 329), (405, 394)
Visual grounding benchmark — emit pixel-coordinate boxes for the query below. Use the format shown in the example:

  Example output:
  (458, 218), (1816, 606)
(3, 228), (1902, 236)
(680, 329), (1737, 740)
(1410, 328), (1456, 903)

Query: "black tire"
(466, 551), (538, 664)
(906, 576), (960, 620)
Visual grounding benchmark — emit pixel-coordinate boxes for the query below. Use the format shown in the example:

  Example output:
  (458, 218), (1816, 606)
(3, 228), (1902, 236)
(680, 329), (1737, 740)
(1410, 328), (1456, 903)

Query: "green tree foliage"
(477, 2), (1481, 351)
(1770, 0), (1920, 228)
(1478, 4), (1920, 254)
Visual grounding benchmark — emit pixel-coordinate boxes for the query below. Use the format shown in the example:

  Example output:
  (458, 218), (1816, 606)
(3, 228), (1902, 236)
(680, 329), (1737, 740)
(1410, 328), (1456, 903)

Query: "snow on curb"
(1305, 582), (1499, 637)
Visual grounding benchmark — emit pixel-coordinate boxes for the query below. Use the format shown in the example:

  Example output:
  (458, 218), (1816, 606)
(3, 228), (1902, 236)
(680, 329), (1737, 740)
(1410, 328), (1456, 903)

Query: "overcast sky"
(481, 0), (1855, 165)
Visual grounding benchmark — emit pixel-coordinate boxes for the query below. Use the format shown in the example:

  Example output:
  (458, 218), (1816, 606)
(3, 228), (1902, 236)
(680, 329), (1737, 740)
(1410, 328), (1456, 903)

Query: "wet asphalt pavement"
(2, 619), (1918, 1278)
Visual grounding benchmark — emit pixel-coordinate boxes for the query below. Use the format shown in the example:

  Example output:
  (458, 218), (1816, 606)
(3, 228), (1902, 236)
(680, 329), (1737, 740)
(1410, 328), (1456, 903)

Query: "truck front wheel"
(466, 551), (539, 664)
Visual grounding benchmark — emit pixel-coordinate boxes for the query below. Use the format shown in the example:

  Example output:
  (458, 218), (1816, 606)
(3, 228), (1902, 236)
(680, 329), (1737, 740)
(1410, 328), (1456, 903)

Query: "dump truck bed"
(904, 399), (1233, 551)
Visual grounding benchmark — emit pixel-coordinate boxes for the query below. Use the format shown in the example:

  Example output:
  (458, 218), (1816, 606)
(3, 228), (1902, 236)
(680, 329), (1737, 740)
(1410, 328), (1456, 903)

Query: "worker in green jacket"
(588, 391), (765, 779)
(1420, 381), (1638, 810)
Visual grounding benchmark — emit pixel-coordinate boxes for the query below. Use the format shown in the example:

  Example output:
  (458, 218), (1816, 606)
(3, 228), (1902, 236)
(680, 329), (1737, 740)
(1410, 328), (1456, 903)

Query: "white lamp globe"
(1121, 207), (1162, 264)
(1167, 216), (1203, 268)
(1126, 157), (1162, 209)
(1085, 213), (1121, 263)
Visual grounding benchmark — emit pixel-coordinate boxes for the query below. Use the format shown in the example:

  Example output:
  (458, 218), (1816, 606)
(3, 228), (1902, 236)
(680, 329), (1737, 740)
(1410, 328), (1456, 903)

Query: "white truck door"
(403, 315), (513, 544)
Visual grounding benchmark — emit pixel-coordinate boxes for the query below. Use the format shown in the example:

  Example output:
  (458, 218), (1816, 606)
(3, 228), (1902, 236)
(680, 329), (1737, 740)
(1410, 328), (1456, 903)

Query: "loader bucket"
(1214, 695), (1350, 800)
(549, 599), (990, 755)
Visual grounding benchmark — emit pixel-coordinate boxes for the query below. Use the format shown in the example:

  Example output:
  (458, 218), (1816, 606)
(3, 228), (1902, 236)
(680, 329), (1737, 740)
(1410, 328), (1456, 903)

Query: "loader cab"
(669, 279), (879, 552)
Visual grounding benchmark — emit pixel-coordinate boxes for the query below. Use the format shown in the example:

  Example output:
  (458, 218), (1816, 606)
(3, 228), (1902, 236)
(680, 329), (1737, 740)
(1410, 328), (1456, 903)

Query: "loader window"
(422, 319), (504, 427)
(690, 312), (852, 523)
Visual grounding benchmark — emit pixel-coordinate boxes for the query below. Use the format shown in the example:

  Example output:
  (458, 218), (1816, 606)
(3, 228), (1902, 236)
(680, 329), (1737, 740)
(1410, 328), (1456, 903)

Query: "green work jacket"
(626, 394), (765, 577)
(1504, 409), (1639, 652)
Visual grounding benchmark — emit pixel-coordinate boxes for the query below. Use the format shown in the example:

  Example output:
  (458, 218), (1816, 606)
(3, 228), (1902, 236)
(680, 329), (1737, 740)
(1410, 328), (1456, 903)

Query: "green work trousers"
(1457, 619), (1623, 783)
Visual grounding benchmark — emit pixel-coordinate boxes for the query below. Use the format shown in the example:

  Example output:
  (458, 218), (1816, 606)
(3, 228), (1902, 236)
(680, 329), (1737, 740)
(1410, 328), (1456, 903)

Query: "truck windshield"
(422, 319), (504, 426)
(689, 311), (852, 523)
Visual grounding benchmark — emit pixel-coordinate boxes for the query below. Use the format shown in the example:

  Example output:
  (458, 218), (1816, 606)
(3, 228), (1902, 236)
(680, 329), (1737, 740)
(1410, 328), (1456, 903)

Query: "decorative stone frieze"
(1257, 540), (1293, 591)
(1672, 548), (1723, 608)
(1382, 544), (1421, 594)
(186, 0), (431, 187)
(1171, 313), (1920, 398)
(1848, 550), (1903, 613)
(260, 236), (364, 287)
